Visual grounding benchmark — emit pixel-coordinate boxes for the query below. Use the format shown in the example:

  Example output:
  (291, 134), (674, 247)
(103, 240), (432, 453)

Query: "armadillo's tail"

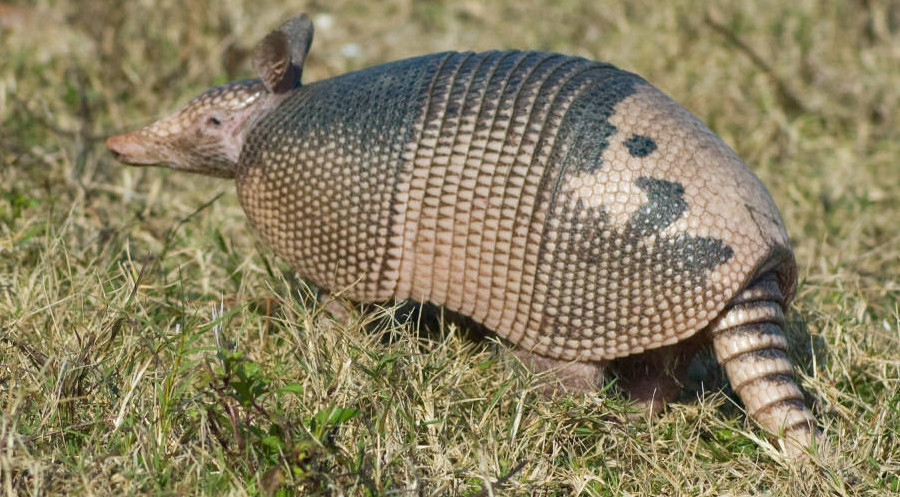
(709, 271), (821, 456)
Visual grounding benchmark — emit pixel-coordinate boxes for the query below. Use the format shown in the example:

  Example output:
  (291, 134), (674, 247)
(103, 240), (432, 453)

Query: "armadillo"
(106, 14), (820, 454)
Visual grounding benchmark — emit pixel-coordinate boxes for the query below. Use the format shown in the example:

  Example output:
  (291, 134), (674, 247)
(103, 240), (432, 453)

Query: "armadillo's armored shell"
(237, 51), (797, 363)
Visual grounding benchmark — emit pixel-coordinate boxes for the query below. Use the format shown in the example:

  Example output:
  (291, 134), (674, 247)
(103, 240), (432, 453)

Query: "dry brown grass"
(2, 0), (899, 495)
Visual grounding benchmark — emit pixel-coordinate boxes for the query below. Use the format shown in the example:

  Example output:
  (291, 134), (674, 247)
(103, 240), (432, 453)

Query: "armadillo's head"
(106, 79), (269, 178)
(107, 14), (315, 179)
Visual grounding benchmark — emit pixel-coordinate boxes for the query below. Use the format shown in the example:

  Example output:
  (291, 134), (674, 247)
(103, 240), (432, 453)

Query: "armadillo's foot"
(710, 272), (821, 456)
(612, 335), (704, 417)
(614, 366), (681, 417)
(511, 348), (606, 395)
(318, 296), (354, 324)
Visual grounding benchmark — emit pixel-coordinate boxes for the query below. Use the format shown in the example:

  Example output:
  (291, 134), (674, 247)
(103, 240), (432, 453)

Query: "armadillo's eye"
(207, 116), (222, 126)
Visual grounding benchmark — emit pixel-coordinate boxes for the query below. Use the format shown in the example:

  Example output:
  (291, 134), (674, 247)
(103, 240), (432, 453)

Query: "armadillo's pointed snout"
(105, 134), (128, 162)
(105, 131), (162, 166)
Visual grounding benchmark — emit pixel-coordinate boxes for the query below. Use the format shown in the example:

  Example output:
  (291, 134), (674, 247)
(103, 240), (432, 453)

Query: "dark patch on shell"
(536, 173), (733, 350)
(625, 177), (686, 238)
(565, 77), (639, 174)
(624, 177), (733, 274)
(624, 134), (657, 157)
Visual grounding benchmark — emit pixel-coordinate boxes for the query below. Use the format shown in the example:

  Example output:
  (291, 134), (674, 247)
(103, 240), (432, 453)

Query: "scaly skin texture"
(106, 80), (269, 178)
(238, 50), (791, 362)
(107, 15), (821, 455)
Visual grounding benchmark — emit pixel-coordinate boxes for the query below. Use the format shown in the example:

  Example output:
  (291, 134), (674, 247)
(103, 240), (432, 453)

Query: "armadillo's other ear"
(278, 14), (314, 76)
(253, 30), (297, 94)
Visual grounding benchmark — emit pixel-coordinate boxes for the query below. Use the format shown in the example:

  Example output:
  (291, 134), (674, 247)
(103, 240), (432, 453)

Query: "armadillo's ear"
(252, 30), (297, 94)
(278, 14), (314, 76)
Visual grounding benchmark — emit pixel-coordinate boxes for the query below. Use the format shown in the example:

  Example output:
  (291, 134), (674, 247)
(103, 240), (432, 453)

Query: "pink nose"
(106, 132), (155, 165)
(105, 134), (128, 159)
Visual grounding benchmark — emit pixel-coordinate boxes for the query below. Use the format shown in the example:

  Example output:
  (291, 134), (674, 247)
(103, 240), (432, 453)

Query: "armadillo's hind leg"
(512, 349), (606, 395)
(612, 335), (705, 416)
(710, 272), (820, 455)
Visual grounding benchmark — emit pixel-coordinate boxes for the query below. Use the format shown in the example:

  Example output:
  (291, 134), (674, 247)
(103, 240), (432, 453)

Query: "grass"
(2, 0), (899, 494)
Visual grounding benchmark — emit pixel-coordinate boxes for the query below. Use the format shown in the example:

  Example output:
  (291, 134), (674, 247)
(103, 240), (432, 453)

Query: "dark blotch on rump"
(624, 134), (657, 158)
